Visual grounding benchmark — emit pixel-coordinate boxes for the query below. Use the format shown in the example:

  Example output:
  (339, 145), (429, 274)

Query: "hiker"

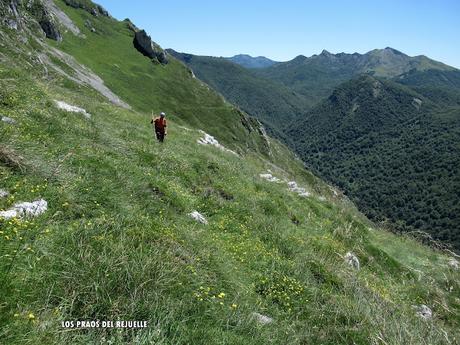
(151, 112), (167, 142)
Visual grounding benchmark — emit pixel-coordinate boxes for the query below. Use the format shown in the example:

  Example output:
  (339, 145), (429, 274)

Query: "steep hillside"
(289, 75), (460, 250)
(255, 47), (455, 106)
(226, 54), (277, 69)
(395, 69), (460, 106)
(1, 1), (459, 345)
(167, 50), (310, 136)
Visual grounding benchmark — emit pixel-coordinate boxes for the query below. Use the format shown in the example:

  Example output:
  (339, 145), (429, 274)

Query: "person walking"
(151, 112), (167, 143)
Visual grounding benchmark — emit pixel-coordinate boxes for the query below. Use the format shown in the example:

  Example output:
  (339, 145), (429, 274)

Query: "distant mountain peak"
(226, 54), (277, 69)
(292, 54), (307, 61)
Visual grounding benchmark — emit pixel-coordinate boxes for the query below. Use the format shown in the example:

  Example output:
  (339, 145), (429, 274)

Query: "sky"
(96, 0), (460, 68)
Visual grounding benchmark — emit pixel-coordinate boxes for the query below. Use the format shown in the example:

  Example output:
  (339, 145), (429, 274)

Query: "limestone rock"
(345, 252), (360, 270)
(63, 0), (109, 17)
(252, 312), (273, 325)
(197, 131), (238, 155)
(0, 199), (48, 219)
(414, 304), (432, 320)
(1, 116), (17, 124)
(188, 211), (208, 225)
(54, 100), (91, 119)
(39, 13), (62, 41)
(42, 0), (81, 36)
(124, 18), (138, 32)
(133, 30), (168, 64)
(259, 173), (280, 183)
(287, 181), (310, 197)
(2, 0), (21, 30)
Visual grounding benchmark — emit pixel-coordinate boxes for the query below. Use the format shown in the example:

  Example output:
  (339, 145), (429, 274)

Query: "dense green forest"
(288, 76), (460, 250)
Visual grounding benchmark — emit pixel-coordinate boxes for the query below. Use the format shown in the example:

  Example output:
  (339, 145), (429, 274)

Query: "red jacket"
(152, 117), (167, 131)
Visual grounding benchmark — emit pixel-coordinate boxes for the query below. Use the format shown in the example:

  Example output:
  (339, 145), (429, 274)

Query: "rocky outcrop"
(63, 0), (109, 17)
(25, 0), (63, 41)
(1, 0), (22, 30)
(124, 18), (138, 33)
(42, 0), (81, 36)
(133, 30), (168, 64)
(38, 11), (62, 41)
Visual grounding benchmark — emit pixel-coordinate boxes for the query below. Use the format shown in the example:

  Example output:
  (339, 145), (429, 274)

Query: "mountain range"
(169, 47), (460, 251)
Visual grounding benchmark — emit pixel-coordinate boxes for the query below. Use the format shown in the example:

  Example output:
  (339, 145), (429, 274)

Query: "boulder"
(133, 30), (168, 64)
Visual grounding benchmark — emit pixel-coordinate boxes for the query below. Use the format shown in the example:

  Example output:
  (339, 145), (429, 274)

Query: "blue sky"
(96, 0), (460, 68)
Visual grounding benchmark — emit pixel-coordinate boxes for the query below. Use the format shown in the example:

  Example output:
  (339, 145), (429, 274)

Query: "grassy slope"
(0, 3), (459, 345)
(47, 1), (268, 155)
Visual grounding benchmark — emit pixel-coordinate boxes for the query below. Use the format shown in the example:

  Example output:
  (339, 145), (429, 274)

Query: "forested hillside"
(288, 75), (460, 250)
